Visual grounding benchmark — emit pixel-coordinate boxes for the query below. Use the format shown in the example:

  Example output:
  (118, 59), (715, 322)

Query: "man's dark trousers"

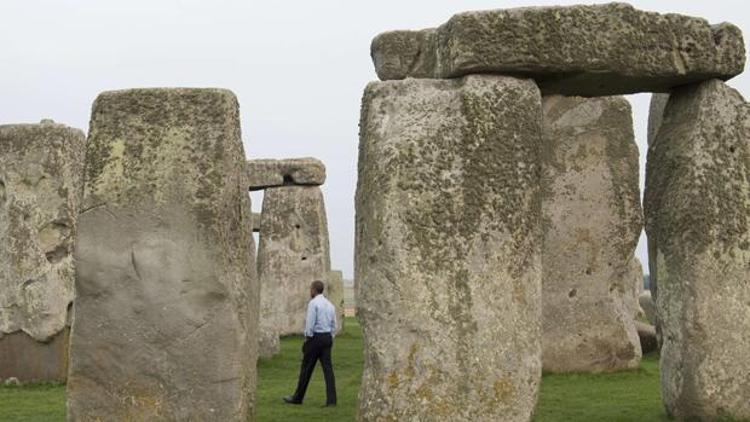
(291, 332), (336, 404)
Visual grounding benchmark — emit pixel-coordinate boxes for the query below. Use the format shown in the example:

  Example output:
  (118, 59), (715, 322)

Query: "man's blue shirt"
(304, 294), (337, 338)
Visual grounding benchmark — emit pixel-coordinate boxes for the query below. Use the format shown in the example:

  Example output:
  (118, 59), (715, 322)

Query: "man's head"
(310, 280), (325, 298)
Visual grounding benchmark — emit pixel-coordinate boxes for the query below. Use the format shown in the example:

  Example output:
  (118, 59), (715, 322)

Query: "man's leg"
(290, 337), (321, 403)
(319, 335), (337, 405)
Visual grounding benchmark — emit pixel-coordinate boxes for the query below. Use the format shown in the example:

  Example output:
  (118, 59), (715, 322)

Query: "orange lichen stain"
(387, 371), (400, 390)
(493, 377), (515, 404)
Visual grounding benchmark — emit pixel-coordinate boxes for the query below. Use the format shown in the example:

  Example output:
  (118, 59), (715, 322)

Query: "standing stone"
(541, 95), (643, 373)
(67, 89), (258, 421)
(357, 75), (543, 421)
(251, 212), (262, 233)
(371, 3), (745, 96)
(639, 290), (657, 326)
(646, 92), (671, 351)
(645, 79), (750, 421)
(326, 270), (345, 334)
(257, 186), (331, 339)
(257, 255), (281, 359)
(635, 321), (658, 355)
(0, 120), (85, 382)
(625, 258), (646, 324)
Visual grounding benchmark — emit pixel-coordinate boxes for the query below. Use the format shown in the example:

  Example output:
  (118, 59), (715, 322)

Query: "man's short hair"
(311, 280), (325, 294)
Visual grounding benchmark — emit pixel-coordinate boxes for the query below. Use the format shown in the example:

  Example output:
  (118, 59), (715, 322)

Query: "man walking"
(284, 280), (337, 406)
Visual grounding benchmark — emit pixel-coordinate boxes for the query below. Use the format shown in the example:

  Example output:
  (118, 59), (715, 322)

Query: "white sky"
(1, 1), (748, 279)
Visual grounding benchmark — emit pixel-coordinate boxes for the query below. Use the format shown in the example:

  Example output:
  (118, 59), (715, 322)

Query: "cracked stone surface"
(356, 75), (543, 421)
(541, 95), (643, 373)
(0, 120), (84, 382)
(66, 88), (258, 421)
(257, 186), (331, 346)
(645, 79), (750, 421)
(371, 3), (745, 96)
(246, 158), (326, 190)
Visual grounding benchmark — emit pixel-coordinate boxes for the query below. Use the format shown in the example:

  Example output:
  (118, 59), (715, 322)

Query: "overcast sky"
(2, 1), (748, 279)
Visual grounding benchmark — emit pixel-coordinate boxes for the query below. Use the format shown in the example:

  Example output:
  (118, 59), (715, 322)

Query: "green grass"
(0, 383), (65, 421)
(535, 354), (666, 421)
(0, 317), (668, 421)
(256, 318), (363, 421)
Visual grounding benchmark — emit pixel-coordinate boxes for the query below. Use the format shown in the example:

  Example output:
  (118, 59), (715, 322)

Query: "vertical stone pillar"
(541, 95), (643, 372)
(0, 120), (85, 382)
(67, 89), (258, 421)
(327, 270), (345, 334)
(356, 75), (543, 421)
(256, 185), (331, 341)
(646, 92), (671, 350)
(645, 79), (750, 421)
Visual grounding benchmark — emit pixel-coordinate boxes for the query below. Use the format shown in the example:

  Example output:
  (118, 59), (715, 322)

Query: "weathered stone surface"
(647, 93), (670, 146)
(357, 75), (543, 421)
(639, 291), (657, 326)
(0, 121), (84, 382)
(371, 3), (745, 96)
(67, 88), (258, 421)
(257, 186), (331, 338)
(251, 212), (262, 233)
(246, 158), (325, 190)
(0, 121), (84, 341)
(541, 95), (643, 373)
(624, 257), (646, 322)
(326, 270), (345, 334)
(644, 79), (750, 421)
(646, 93), (670, 349)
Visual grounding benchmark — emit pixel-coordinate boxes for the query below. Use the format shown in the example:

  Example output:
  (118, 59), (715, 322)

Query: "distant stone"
(628, 259), (646, 322)
(257, 186), (331, 338)
(639, 291), (657, 326)
(4, 377), (20, 386)
(67, 88), (258, 421)
(541, 95), (643, 373)
(326, 270), (345, 334)
(247, 158), (326, 190)
(635, 322), (658, 355)
(0, 121), (85, 382)
(251, 212), (262, 233)
(372, 3), (745, 96)
(357, 75), (543, 421)
(0, 329), (70, 383)
(645, 79), (750, 421)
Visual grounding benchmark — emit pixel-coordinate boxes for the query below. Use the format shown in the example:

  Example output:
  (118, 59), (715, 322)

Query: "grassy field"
(0, 317), (667, 421)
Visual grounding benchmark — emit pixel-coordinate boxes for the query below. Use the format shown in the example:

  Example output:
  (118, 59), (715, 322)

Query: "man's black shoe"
(283, 396), (302, 405)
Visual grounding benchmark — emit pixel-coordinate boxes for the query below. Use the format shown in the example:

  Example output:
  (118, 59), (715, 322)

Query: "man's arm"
(304, 300), (316, 338)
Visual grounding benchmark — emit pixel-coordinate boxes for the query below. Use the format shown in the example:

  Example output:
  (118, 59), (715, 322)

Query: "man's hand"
(302, 337), (312, 354)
